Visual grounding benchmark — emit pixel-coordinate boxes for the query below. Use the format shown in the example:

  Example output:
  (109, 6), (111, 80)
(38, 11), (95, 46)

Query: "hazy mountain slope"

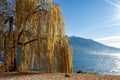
(68, 36), (120, 54)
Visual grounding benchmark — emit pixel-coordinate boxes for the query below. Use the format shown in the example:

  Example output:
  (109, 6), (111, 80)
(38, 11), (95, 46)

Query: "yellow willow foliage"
(49, 0), (52, 7)
(3, 0), (72, 72)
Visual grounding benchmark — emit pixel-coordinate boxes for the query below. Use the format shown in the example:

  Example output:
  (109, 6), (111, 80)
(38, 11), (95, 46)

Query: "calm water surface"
(73, 53), (120, 75)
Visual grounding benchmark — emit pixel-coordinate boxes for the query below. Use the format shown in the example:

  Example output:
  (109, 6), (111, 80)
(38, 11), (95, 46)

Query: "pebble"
(65, 74), (71, 77)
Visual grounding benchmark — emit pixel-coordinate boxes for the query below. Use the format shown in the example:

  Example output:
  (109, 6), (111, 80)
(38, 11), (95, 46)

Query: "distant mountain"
(68, 36), (120, 54)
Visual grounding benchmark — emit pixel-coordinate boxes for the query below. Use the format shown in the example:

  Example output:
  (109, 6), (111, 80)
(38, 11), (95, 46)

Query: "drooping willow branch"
(18, 38), (45, 46)
(1, 0), (72, 73)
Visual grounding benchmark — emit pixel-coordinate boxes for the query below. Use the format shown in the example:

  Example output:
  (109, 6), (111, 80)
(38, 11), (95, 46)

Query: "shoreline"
(0, 72), (120, 80)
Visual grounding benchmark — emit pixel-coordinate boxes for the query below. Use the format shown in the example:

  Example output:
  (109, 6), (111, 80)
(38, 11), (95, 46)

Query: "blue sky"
(54, 0), (120, 48)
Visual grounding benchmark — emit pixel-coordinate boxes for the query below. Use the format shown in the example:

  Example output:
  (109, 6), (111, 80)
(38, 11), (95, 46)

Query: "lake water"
(73, 53), (120, 75)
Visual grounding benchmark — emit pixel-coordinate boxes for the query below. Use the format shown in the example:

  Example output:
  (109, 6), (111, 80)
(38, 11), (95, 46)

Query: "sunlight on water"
(111, 55), (120, 74)
(73, 53), (120, 75)
(100, 53), (120, 75)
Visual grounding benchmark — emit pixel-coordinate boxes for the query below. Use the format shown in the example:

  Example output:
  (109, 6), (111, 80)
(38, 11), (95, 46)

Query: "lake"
(73, 53), (120, 75)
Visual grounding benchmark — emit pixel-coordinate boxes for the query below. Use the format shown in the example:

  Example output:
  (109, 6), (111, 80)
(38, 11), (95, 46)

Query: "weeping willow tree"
(0, 0), (72, 73)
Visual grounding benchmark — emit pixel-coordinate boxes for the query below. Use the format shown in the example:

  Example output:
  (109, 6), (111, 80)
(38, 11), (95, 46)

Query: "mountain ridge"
(68, 36), (120, 54)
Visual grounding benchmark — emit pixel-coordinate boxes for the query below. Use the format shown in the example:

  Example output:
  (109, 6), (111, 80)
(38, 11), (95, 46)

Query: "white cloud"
(95, 36), (120, 41)
(95, 36), (120, 48)
(105, 0), (120, 8)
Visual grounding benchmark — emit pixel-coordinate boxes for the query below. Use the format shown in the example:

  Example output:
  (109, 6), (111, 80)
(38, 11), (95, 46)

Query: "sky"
(54, 0), (120, 48)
